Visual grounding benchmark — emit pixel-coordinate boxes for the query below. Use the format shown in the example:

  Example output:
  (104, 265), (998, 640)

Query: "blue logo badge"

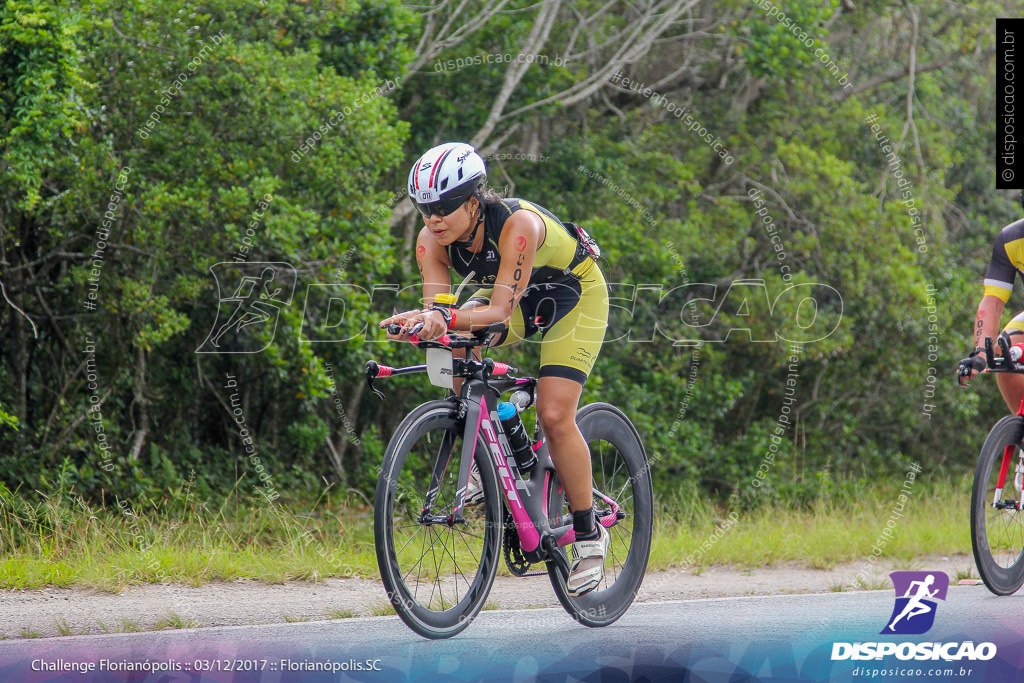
(881, 571), (948, 635)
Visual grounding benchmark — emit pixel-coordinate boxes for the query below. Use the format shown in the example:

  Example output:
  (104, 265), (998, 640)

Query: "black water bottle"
(497, 400), (536, 472)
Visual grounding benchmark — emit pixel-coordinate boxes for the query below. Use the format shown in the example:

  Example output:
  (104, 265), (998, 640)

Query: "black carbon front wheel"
(971, 415), (1024, 595)
(374, 401), (503, 638)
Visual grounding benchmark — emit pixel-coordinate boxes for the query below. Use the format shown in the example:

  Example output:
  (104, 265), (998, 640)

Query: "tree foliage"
(0, 0), (1016, 507)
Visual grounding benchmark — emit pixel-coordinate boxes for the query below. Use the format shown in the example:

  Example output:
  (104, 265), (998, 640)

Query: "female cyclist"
(379, 142), (610, 596)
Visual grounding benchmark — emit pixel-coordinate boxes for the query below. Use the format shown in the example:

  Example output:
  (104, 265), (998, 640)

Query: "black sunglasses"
(411, 194), (468, 218)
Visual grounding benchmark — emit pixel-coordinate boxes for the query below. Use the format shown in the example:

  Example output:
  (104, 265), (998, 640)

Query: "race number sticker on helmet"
(408, 142), (487, 204)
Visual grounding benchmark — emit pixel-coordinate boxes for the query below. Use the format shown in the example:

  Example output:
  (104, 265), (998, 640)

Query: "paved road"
(1, 587), (1022, 681)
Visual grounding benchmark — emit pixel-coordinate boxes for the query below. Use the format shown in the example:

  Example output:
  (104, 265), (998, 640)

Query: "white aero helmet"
(408, 142), (487, 217)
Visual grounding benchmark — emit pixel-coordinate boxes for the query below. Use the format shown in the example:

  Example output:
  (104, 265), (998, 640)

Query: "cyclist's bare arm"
(966, 294), (1007, 382)
(972, 295), (1005, 362)
(445, 211), (541, 332)
(959, 295), (1006, 383)
(379, 213), (541, 339)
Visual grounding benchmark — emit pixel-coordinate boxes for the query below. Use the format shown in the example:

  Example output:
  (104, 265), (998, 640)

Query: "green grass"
(366, 603), (397, 616)
(118, 619), (141, 633)
(648, 475), (972, 572)
(0, 475), (974, 591)
(953, 565), (980, 582)
(853, 575), (891, 590)
(153, 612), (202, 630)
(326, 608), (358, 619)
(0, 484), (378, 590)
(54, 618), (90, 636)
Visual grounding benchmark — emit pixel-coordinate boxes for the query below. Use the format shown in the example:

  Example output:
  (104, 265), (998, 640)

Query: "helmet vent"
(440, 178), (449, 190)
(457, 168), (464, 180)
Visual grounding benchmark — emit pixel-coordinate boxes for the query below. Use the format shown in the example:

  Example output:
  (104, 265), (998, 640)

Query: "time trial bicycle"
(365, 321), (652, 639)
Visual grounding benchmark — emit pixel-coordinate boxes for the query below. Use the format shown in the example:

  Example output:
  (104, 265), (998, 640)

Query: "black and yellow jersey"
(985, 218), (1024, 302)
(444, 197), (608, 385)
(445, 198), (590, 288)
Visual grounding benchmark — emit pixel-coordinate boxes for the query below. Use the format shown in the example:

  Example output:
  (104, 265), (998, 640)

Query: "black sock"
(573, 508), (599, 540)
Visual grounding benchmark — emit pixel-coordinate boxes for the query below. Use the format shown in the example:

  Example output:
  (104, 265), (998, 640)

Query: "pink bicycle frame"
(458, 379), (620, 553)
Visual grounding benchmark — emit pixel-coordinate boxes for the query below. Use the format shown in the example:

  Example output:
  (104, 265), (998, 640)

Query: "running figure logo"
(881, 571), (949, 635)
(197, 263), (296, 353)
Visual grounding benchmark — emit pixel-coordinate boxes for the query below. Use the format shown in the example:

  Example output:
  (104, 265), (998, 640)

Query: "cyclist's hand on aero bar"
(379, 309), (421, 341)
(379, 309), (447, 341)
(957, 352), (987, 385)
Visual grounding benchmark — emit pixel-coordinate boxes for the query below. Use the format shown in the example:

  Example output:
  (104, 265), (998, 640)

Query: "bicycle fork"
(994, 444), (1024, 511)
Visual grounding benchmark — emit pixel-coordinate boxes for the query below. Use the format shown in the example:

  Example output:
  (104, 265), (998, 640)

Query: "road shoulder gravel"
(0, 554), (977, 639)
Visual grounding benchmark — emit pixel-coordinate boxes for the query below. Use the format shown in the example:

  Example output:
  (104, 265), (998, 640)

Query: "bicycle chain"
(503, 508), (533, 576)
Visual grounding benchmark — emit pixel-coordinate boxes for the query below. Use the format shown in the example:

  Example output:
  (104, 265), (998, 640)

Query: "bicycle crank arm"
(542, 533), (571, 580)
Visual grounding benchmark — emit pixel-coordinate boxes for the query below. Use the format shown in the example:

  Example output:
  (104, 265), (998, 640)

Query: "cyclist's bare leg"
(997, 373), (1024, 413)
(536, 376), (593, 514)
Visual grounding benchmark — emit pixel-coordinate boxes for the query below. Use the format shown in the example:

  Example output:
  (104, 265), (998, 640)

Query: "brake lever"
(986, 336), (996, 369)
(365, 361), (386, 400)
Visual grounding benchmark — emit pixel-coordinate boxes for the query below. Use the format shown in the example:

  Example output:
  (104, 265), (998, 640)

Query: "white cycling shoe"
(464, 461), (485, 508)
(566, 524), (609, 597)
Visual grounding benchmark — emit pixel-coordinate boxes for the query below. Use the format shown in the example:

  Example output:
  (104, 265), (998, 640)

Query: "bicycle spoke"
(433, 528), (454, 610)
(455, 524), (487, 549)
(436, 526), (462, 609)
(431, 523), (468, 582)
(604, 458), (626, 490)
(409, 520), (430, 603)
(595, 444), (626, 489)
(402, 518), (480, 606)
(395, 523), (427, 559)
(610, 480), (634, 507)
(447, 528), (475, 607)
(442, 526), (474, 609)
(426, 525), (449, 610)
(609, 527), (631, 562)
